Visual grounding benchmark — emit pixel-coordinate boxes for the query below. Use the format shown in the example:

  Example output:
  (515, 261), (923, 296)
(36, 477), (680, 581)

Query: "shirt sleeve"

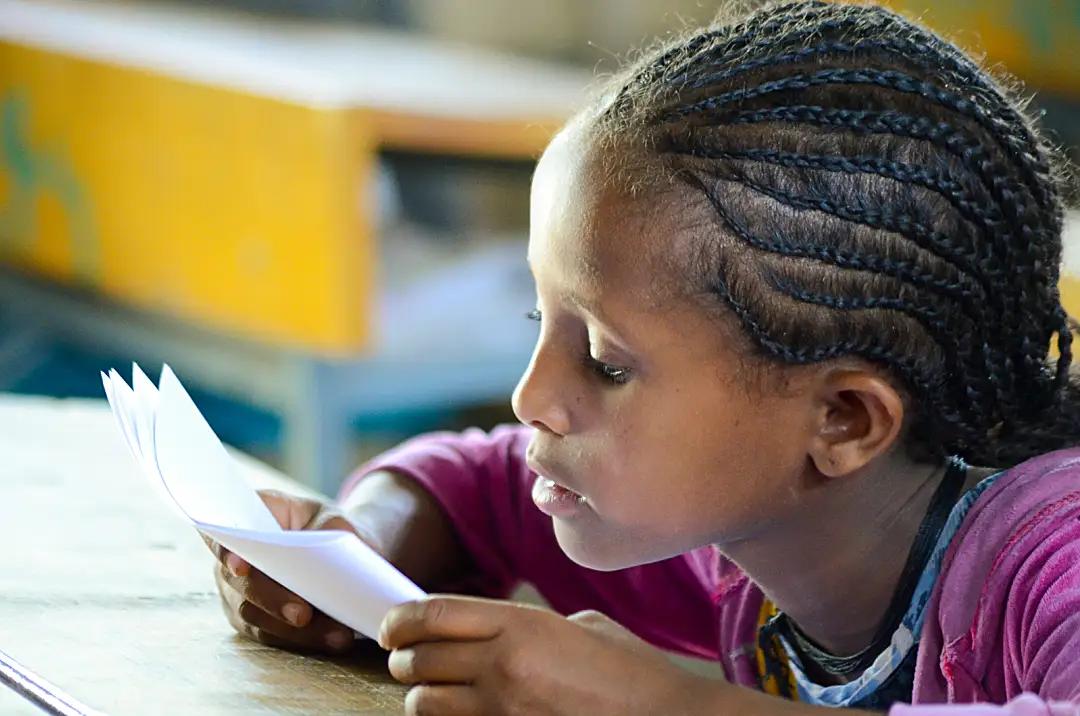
(891, 694), (1078, 716)
(337, 424), (723, 660)
(891, 511), (1080, 716)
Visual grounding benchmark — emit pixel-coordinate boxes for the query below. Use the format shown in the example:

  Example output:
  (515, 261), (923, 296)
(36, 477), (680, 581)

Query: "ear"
(806, 368), (906, 479)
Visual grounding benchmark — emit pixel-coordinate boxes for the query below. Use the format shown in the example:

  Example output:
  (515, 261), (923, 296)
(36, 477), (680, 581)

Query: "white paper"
(102, 363), (425, 641)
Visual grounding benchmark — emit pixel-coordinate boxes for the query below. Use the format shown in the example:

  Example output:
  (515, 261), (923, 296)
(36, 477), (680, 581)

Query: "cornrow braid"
(614, 1), (834, 109)
(678, 23), (1051, 182)
(593, 0), (1079, 467)
(688, 146), (1008, 256)
(714, 104), (1051, 281)
(685, 171), (1005, 457)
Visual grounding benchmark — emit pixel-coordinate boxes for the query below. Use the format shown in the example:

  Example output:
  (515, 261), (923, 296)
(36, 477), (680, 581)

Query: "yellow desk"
(1064, 213), (1079, 335)
(0, 393), (407, 715)
(0, 0), (588, 355)
(0, 0), (591, 493)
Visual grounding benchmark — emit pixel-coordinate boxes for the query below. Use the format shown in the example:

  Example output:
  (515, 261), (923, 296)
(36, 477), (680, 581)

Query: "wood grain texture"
(0, 394), (407, 715)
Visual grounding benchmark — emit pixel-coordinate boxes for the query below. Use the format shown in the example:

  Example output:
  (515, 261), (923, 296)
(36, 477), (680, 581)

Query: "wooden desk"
(0, 394), (406, 715)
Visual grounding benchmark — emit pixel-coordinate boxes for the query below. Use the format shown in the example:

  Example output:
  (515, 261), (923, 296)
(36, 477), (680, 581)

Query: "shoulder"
(924, 448), (1080, 694)
(951, 448), (1080, 565)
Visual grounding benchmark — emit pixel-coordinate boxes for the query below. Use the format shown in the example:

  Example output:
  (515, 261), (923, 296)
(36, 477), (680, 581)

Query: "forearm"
(338, 469), (469, 591)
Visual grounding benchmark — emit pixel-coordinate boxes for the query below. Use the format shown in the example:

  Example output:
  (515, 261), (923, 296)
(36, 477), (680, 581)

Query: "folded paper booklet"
(101, 363), (425, 641)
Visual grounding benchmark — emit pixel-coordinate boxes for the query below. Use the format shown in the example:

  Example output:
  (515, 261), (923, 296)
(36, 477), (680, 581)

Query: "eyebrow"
(566, 290), (641, 351)
(527, 256), (638, 348)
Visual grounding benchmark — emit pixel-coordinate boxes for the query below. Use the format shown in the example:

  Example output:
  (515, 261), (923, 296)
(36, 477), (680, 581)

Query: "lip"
(531, 476), (588, 518)
(526, 456), (589, 518)
(525, 455), (582, 495)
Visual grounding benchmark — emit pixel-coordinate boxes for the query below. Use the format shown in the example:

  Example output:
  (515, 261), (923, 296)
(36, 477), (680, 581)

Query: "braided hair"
(589, 0), (1079, 467)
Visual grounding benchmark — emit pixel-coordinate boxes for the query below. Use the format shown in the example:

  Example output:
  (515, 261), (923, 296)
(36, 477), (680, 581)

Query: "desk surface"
(0, 394), (406, 715)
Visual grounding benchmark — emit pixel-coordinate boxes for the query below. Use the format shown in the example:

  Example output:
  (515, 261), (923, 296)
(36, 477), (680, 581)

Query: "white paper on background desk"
(101, 363), (425, 641)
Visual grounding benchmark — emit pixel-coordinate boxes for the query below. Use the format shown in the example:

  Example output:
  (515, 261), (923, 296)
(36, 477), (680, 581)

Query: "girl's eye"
(584, 356), (633, 386)
(525, 309), (632, 386)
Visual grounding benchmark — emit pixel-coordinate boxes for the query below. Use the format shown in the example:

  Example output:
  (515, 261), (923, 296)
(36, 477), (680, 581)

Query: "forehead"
(528, 124), (702, 310)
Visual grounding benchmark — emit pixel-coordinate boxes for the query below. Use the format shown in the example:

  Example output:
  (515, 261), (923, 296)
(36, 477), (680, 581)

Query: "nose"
(512, 341), (572, 437)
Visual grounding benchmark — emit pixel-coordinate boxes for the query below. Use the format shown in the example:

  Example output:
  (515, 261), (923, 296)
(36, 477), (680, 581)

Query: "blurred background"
(1, 0), (1078, 495)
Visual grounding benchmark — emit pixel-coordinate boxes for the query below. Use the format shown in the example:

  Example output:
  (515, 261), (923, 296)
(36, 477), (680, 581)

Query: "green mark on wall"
(0, 89), (101, 285)
(1014, 1), (1056, 55)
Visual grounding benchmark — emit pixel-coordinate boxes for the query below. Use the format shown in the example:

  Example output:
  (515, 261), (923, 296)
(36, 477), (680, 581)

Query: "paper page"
(101, 364), (426, 641)
(103, 370), (177, 512)
(104, 370), (143, 461)
(131, 363), (159, 466)
(152, 366), (281, 532)
(201, 525), (424, 640)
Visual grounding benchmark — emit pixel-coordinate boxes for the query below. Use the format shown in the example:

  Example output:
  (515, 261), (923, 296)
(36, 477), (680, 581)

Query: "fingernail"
(327, 631), (351, 651)
(225, 554), (244, 576)
(282, 603), (305, 626)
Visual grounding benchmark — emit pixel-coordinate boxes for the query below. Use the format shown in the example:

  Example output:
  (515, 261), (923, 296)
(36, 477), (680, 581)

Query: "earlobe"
(808, 371), (906, 479)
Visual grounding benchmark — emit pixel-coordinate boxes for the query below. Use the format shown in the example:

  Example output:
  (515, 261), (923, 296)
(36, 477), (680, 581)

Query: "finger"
(200, 532), (250, 577)
(259, 490), (310, 531)
(220, 592), (294, 650)
(308, 511), (359, 534)
(215, 568), (355, 653)
(380, 596), (510, 650)
(238, 601), (356, 654)
(404, 685), (481, 716)
(388, 641), (490, 685)
(217, 559), (313, 627)
(217, 569), (287, 646)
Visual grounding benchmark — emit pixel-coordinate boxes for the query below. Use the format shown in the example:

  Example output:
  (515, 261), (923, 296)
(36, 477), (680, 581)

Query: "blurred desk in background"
(0, 0), (591, 492)
(856, 0), (1080, 98)
(1064, 212), (1079, 332)
(0, 394), (406, 715)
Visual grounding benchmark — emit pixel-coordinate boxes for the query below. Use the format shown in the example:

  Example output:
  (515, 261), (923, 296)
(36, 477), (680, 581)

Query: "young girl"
(211, 2), (1080, 713)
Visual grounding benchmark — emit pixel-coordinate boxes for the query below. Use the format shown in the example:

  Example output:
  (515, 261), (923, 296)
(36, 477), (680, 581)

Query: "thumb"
(258, 490), (316, 530)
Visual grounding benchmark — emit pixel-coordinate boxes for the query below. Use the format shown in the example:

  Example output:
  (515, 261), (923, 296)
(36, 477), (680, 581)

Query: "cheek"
(589, 390), (797, 534)
(582, 415), (724, 529)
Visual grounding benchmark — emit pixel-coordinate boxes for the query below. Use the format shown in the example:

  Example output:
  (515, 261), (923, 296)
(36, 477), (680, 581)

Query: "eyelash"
(525, 310), (632, 386)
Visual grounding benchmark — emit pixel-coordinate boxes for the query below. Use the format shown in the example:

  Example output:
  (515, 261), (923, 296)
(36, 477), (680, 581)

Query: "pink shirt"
(339, 425), (1080, 715)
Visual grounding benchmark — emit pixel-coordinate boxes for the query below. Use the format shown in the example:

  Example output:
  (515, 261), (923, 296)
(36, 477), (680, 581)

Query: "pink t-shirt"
(339, 425), (1080, 715)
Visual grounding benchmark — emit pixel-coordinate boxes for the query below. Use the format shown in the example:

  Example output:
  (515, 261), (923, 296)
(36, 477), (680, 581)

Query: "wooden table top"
(0, 394), (407, 715)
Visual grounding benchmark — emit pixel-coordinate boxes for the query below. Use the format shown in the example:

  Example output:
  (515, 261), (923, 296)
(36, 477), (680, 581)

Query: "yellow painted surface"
(1063, 275), (1080, 321)
(865, 0), (1080, 96)
(0, 41), (372, 355)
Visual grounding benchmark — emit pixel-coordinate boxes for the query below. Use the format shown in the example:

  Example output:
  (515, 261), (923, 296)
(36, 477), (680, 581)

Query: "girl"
(211, 2), (1080, 714)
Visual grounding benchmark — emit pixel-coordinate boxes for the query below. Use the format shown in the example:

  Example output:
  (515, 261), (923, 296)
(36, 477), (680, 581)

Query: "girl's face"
(512, 124), (822, 571)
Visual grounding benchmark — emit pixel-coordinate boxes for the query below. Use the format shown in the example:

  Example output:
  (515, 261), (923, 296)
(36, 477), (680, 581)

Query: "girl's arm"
(336, 424), (723, 661)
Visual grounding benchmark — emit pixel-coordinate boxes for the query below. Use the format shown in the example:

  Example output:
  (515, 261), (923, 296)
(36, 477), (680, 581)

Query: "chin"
(552, 520), (672, 572)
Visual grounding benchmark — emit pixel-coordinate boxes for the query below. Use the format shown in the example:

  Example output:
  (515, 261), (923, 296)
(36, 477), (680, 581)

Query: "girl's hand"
(379, 595), (729, 716)
(205, 489), (363, 655)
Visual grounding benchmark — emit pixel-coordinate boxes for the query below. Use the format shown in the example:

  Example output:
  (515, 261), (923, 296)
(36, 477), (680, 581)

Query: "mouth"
(529, 470), (588, 518)
(526, 449), (592, 516)
(527, 456), (582, 494)
(535, 475), (584, 498)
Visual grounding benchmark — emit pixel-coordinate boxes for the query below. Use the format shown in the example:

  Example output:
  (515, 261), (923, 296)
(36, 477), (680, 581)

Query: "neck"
(719, 457), (953, 657)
